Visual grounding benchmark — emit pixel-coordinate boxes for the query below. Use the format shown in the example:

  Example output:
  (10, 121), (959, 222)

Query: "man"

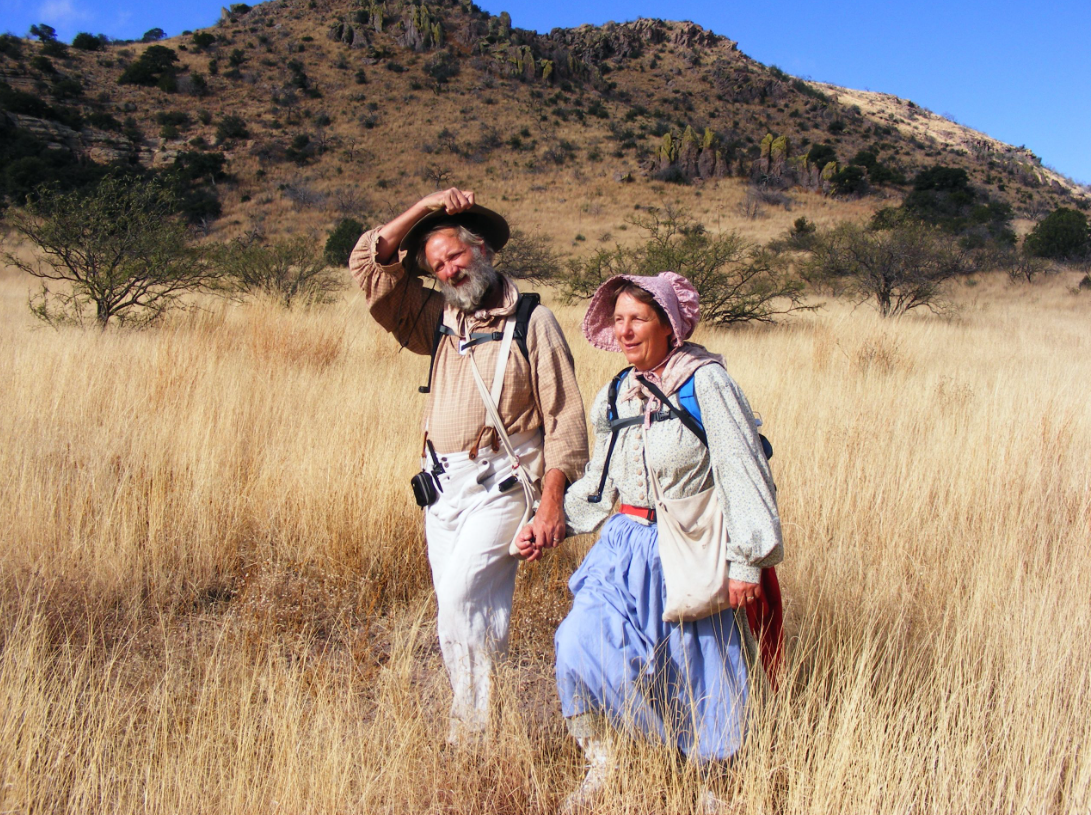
(349, 187), (588, 743)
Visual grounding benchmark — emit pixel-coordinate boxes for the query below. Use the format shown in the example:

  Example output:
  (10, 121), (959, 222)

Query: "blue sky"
(4, 0), (1088, 186)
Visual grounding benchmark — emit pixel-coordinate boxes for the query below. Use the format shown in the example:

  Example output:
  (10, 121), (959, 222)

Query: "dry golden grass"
(1, 266), (1090, 814)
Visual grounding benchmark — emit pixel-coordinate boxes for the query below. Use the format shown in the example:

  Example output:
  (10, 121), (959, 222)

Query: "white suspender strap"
(467, 337), (541, 558)
(487, 317), (516, 424)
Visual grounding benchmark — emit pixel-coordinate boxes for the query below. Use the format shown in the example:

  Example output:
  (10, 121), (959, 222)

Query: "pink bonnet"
(581, 272), (701, 352)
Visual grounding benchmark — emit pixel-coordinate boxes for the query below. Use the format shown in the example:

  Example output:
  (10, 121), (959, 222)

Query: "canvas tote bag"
(647, 466), (732, 623)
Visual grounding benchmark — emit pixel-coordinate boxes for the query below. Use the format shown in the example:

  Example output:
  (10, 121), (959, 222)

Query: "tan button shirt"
(349, 228), (588, 485)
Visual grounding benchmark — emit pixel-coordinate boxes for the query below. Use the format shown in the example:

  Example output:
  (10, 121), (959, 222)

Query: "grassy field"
(1, 265), (1089, 814)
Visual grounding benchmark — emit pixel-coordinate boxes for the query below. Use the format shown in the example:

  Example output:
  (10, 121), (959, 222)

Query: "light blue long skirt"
(555, 514), (749, 761)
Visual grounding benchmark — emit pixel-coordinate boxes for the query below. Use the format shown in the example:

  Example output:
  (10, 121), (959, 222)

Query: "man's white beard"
(439, 251), (499, 313)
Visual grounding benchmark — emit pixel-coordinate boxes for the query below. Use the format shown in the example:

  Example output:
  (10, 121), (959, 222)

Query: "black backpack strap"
(420, 292), (539, 395)
(418, 319), (456, 394)
(639, 373), (773, 460)
(513, 291), (539, 361)
(635, 375), (708, 447)
(587, 367), (633, 503)
(461, 330), (505, 350)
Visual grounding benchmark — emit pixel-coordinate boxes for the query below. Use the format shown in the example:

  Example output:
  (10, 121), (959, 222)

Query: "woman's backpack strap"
(587, 367), (633, 504)
(635, 375), (708, 447)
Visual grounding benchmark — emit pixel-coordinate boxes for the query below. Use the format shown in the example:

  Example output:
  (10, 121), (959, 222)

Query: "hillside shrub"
(169, 150), (227, 184)
(29, 24), (67, 57)
(0, 81), (81, 128)
(142, 28), (166, 43)
(215, 114), (249, 143)
(286, 134), (313, 165)
(29, 23), (55, 41)
(852, 149), (906, 185)
(0, 34), (24, 58)
(192, 31), (216, 49)
(831, 165), (868, 196)
(913, 166), (970, 192)
(653, 165), (690, 185)
(0, 82), (50, 117)
(72, 32), (107, 51)
(1024, 207), (1090, 261)
(0, 127), (101, 208)
(324, 218), (364, 267)
(896, 164), (1015, 247)
(121, 116), (142, 143)
(188, 73), (209, 97)
(51, 77), (83, 100)
(287, 59), (310, 90)
(30, 55), (56, 74)
(86, 111), (122, 131)
(807, 143), (837, 167)
(1001, 249), (1052, 283)
(781, 216), (818, 250)
(118, 45), (179, 89)
(157, 110), (192, 129)
(423, 51), (459, 86)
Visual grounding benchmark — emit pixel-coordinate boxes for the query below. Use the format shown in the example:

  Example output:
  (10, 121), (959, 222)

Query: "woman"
(518, 272), (783, 810)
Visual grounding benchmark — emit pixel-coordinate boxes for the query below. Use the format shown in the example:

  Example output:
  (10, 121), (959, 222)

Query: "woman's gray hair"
(415, 224), (494, 274)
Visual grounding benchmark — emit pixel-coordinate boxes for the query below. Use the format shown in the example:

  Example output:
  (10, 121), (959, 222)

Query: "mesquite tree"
(805, 221), (973, 317)
(561, 206), (811, 325)
(4, 176), (210, 329)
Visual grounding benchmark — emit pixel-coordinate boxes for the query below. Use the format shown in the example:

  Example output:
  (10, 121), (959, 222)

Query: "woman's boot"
(560, 714), (614, 813)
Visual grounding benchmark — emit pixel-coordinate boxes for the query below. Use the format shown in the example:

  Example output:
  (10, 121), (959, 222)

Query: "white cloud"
(38, 0), (91, 23)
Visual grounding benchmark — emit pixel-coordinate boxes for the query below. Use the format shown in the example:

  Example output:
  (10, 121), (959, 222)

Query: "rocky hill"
(2, 0), (1087, 247)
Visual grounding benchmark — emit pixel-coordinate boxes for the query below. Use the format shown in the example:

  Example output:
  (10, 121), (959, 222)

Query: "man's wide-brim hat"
(400, 204), (510, 275)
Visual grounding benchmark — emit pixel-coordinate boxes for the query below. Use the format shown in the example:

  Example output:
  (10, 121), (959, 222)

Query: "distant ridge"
(809, 82), (1086, 199)
(1, 0), (1086, 242)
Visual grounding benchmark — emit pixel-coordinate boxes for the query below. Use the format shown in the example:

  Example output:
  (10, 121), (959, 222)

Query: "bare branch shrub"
(561, 206), (813, 325)
(282, 182), (327, 211)
(999, 249), (1054, 284)
(419, 165), (453, 187)
(805, 221), (973, 317)
(743, 183), (792, 219)
(493, 229), (562, 283)
(332, 188), (369, 218)
(212, 237), (343, 308)
(3, 177), (211, 329)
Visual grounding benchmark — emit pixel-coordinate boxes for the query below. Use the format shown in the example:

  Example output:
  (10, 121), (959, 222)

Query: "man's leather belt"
(619, 504), (656, 523)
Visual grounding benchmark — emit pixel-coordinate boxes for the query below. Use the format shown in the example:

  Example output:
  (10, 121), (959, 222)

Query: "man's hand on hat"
(421, 187), (475, 215)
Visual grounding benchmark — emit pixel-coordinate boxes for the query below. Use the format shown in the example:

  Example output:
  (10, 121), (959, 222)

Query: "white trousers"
(424, 430), (540, 736)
